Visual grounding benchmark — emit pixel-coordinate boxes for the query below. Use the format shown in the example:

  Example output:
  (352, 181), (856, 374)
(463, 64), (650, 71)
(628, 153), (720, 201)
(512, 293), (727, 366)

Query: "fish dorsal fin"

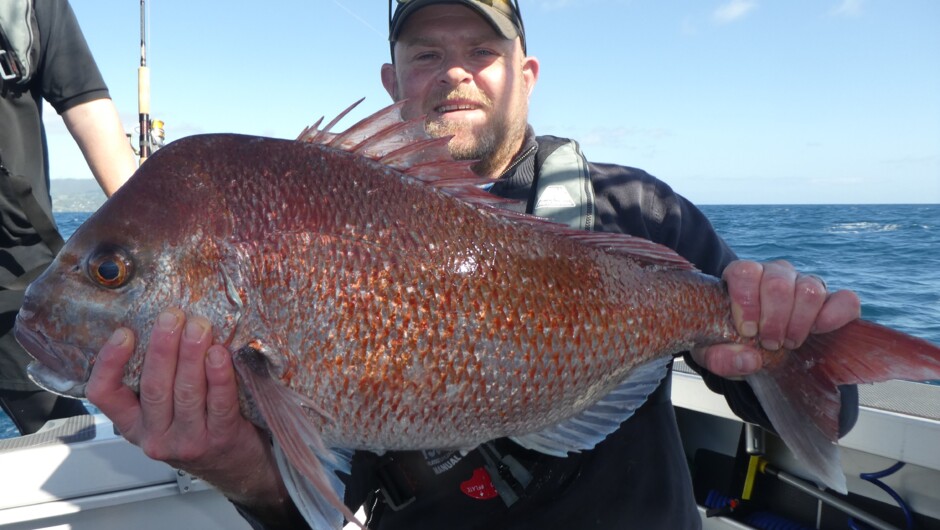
(297, 101), (698, 272)
(564, 231), (697, 271)
(512, 356), (672, 455)
(299, 99), (449, 168)
(296, 97), (367, 145)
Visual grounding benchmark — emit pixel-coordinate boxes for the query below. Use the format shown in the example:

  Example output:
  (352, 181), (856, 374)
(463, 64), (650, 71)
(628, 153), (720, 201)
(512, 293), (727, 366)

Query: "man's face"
(382, 5), (539, 177)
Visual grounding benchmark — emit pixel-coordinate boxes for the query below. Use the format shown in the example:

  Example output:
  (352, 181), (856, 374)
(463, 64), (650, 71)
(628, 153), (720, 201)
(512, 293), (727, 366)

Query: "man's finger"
(722, 260), (763, 338)
(138, 309), (186, 433)
(782, 273), (827, 349)
(204, 345), (247, 439)
(86, 328), (141, 437)
(170, 316), (213, 429)
(692, 344), (761, 379)
(813, 289), (862, 334)
(756, 261), (797, 351)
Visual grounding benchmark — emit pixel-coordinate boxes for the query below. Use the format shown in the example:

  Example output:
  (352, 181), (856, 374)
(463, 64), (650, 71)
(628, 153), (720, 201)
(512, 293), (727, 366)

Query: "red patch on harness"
(460, 467), (498, 500)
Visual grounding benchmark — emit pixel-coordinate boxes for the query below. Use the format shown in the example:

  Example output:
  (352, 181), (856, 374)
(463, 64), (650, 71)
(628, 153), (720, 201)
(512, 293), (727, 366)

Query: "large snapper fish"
(14, 102), (940, 529)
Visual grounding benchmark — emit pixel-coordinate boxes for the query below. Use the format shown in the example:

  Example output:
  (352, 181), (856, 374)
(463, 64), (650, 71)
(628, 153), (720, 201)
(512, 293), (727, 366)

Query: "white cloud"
(830, 0), (863, 17)
(713, 0), (757, 24)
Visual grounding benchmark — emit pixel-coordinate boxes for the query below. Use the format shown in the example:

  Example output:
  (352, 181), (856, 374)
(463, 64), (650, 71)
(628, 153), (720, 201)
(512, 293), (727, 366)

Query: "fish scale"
(289, 225), (703, 449)
(13, 102), (940, 529)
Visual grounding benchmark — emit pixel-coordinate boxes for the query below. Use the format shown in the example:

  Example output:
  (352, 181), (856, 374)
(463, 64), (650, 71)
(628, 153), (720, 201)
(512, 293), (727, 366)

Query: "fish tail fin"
(745, 320), (940, 493)
(234, 347), (366, 530)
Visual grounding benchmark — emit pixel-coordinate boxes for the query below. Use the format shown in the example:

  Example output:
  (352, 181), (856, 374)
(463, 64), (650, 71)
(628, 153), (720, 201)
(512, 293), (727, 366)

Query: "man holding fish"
(83, 1), (866, 528)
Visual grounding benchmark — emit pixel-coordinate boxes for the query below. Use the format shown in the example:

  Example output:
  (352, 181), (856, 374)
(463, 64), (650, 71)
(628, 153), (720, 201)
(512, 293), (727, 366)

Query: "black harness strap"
(0, 161), (63, 290)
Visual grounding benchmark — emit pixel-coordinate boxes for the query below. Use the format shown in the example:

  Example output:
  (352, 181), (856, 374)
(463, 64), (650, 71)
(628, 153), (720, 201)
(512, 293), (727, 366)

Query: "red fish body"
(14, 103), (940, 529)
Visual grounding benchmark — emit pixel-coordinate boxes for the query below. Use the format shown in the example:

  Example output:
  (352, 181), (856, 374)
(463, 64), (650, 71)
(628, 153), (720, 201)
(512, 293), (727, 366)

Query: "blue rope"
(849, 462), (914, 530)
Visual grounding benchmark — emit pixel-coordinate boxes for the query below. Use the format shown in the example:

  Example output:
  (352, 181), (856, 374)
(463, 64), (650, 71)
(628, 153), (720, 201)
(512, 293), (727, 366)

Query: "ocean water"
(699, 204), (940, 346)
(1, 205), (938, 438)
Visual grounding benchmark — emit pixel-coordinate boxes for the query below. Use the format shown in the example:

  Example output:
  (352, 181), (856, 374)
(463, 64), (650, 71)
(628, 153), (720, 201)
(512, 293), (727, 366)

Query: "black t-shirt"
(0, 0), (110, 389)
(0, 0), (109, 281)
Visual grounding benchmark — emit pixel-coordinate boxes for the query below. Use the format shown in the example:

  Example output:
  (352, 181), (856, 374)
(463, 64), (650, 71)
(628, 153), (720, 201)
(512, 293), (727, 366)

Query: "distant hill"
(50, 179), (106, 212)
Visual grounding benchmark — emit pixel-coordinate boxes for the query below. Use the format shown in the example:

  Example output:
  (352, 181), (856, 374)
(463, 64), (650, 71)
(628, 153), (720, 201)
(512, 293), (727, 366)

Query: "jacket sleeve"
(588, 161), (858, 435)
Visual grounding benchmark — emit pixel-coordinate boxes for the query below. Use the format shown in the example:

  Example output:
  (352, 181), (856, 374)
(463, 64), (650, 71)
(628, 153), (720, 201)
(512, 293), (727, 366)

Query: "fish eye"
(85, 247), (134, 289)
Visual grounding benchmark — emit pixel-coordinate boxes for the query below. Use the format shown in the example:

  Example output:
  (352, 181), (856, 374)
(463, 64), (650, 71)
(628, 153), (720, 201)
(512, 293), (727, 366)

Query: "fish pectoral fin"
(274, 444), (358, 530)
(511, 356), (671, 456)
(234, 348), (364, 530)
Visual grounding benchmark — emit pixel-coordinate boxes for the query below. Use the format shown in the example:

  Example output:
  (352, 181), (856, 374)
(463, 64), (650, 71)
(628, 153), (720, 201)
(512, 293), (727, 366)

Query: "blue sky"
(46, 1), (939, 204)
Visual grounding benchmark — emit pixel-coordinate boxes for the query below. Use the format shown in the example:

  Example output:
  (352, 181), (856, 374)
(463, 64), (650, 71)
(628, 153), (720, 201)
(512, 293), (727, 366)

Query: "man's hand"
(85, 309), (289, 510)
(692, 260), (861, 378)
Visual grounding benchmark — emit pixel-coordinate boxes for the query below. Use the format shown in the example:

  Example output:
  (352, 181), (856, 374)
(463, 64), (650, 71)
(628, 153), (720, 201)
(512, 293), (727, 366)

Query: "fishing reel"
(127, 118), (166, 159)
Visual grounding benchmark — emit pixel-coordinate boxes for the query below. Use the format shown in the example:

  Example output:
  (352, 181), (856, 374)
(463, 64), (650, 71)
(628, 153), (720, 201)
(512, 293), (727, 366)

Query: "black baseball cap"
(388, 0), (526, 54)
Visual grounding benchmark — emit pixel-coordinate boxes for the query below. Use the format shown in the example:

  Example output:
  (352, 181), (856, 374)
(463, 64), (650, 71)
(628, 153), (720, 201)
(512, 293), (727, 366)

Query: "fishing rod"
(138, 0), (150, 165)
(135, 0), (165, 164)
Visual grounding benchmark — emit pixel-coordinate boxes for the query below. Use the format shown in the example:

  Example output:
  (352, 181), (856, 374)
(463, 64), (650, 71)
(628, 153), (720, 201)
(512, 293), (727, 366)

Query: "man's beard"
(424, 88), (527, 177)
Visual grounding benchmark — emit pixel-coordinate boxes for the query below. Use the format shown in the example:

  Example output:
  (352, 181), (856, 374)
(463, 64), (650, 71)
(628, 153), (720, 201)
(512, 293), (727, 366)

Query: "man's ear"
(381, 63), (399, 100)
(522, 55), (540, 97)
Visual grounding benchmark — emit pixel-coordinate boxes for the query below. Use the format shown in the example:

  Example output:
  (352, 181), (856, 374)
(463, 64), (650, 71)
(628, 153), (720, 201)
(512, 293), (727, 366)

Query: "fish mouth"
(14, 316), (91, 398)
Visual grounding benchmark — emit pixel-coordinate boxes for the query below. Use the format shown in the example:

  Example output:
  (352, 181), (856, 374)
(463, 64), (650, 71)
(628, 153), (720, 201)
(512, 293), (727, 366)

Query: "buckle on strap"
(479, 442), (533, 508)
(0, 50), (19, 81)
(375, 454), (416, 511)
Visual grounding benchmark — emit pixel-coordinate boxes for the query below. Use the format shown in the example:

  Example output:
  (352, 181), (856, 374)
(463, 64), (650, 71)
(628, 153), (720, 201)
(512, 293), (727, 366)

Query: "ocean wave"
(827, 222), (902, 234)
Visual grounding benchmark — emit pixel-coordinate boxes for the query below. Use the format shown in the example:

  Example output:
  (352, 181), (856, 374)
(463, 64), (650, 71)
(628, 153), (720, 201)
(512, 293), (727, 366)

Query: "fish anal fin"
(512, 356), (671, 455)
(748, 319), (940, 494)
(233, 346), (365, 529)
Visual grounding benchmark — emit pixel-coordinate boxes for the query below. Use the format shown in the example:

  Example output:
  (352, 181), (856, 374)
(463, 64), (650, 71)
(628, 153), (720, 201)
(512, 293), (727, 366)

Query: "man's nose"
(437, 57), (472, 86)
